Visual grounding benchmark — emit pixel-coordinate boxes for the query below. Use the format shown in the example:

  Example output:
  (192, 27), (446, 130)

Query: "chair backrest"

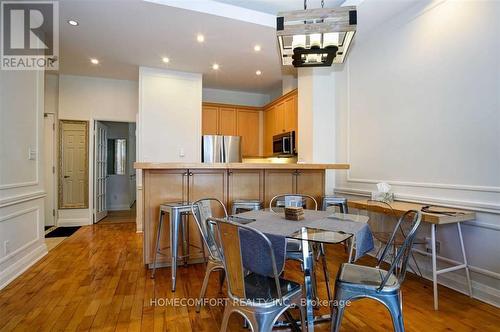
(376, 210), (422, 291)
(191, 198), (228, 261)
(209, 217), (283, 301)
(269, 194), (318, 212)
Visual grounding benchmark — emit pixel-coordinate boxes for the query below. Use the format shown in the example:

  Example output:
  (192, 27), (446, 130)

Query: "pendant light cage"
(277, 6), (357, 67)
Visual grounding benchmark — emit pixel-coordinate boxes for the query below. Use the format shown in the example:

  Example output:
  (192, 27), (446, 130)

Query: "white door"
(94, 121), (108, 222)
(44, 114), (56, 226)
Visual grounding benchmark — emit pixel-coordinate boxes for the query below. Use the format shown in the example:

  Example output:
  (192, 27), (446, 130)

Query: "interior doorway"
(93, 120), (136, 223)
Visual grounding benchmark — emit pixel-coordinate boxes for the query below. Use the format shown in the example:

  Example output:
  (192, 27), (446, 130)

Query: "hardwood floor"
(1, 221), (499, 331)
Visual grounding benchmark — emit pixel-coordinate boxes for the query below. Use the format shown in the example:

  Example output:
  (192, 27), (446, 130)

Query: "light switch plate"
(28, 147), (37, 160)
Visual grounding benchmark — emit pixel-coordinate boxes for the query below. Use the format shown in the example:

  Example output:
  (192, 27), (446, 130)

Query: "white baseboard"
(108, 205), (131, 211)
(57, 218), (90, 226)
(0, 242), (47, 290)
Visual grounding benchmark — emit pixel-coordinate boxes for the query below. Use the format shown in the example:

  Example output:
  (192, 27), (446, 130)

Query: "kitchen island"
(135, 162), (349, 266)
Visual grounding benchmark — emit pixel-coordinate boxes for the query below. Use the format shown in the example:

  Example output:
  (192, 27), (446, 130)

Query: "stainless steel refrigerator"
(202, 135), (242, 163)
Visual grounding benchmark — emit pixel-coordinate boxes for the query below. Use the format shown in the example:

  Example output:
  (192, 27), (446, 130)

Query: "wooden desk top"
(348, 199), (476, 225)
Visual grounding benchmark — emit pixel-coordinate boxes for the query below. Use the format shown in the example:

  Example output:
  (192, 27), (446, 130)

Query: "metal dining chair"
(330, 210), (422, 332)
(209, 217), (306, 332)
(366, 200), (424, 277)
(191, 198), (228, 313)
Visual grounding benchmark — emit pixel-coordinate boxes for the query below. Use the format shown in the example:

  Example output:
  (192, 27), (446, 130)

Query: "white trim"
(0, 191), (46, 208)
(0, 70), (43, 190)
(108, 204), (131, 211)
(0, 207), (42, 264)
(0, 243), (47, 290)
(57, 218), (90, 226)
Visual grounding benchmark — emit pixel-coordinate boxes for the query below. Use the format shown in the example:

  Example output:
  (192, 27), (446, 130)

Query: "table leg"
(431, 224), (438, 310)
(302, 238), (315, 332)
(171, 209), (179, 292)
(457, 222), (473, 297)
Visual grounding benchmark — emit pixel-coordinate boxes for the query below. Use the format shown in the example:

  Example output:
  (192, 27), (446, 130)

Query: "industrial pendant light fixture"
(277, 0), (357, 67)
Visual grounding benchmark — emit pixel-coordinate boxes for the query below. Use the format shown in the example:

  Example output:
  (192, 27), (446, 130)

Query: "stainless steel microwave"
(273, 131), (296, 156)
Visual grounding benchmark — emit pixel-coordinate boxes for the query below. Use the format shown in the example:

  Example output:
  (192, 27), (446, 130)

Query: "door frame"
(90, 118), (137, 224)
(58, 119), (89, 209)
(44, 113), (57, 226)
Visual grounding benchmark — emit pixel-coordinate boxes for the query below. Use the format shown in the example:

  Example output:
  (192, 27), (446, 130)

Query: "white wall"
(202, 87), (270, 107)
(138, 67), (202, 163)
(59, 75), (137, 122)
(56, 75), (138, 225)
(334, 0), (500, 306)
(0, 70), (47, 289)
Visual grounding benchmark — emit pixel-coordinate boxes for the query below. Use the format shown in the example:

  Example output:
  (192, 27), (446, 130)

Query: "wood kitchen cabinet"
(295, 170), (325, 209)
(263, 89), (298, 156)
(227, 169), (264, 212)
(236, 109), (260, 157)
(218, 107), (237, 135)
(264, 106), (275, 156)
(143, 169), (188, 264)
(202, 103), (262, 157)
(202, 106), (219, 135)
(264, 168), (324, 209)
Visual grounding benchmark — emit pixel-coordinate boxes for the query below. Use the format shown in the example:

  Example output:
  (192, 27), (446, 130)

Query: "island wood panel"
(143, 169), (188, 264)
(296, 169), (325, 209)
(187, 169), (228, 259)
(236, 110), (260, 157)
(218, 107), (237, 135)
(202, 105), (219, 135)
(227, 169), (265, 212)
(264, 169), (297, 207)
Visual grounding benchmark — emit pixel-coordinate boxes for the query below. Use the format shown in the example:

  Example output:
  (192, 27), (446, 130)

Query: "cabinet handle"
(188, 172), (193, 176)
(182, 171), (188, 177)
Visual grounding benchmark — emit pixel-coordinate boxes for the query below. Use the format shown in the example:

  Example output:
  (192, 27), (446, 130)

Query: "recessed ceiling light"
(162, 57), (170, 63)
(212, 63), (220, 70)
(256, 70), (262, 76)
(67, 19), (79, 26)
(197, 34), (205, 43)
(254, 45), (261, 52)
(90, 58), (99, 65)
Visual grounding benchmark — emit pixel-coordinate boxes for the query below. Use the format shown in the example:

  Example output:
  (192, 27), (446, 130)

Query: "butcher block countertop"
(134, 162), (350, 170)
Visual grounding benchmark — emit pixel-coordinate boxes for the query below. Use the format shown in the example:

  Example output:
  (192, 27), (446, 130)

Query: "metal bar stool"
(322, 196), (348, 213)
(152, 201), (202, 292)
(231, 199), (263, 215)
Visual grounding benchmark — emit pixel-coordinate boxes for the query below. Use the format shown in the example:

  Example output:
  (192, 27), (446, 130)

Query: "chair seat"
(244, 273), (301, 303)
(338, 263), (399, 291)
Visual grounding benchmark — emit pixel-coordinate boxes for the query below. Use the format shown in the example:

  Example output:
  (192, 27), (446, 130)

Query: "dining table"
(233, 209), (374, 331)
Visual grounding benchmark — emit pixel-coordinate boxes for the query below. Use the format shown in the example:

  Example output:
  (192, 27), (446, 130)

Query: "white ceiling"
(57, 0), (415, 93)
(58, 0), (285, 92)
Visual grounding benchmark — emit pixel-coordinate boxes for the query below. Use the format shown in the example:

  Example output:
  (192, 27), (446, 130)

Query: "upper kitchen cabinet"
(202, 103), (262, 157)
(263, 89), (298, 156)
(284, 94), (297, 133)
(237, 109), (260, 157)
(202, 105), (219, 135)
(218, 107), (237, 135)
